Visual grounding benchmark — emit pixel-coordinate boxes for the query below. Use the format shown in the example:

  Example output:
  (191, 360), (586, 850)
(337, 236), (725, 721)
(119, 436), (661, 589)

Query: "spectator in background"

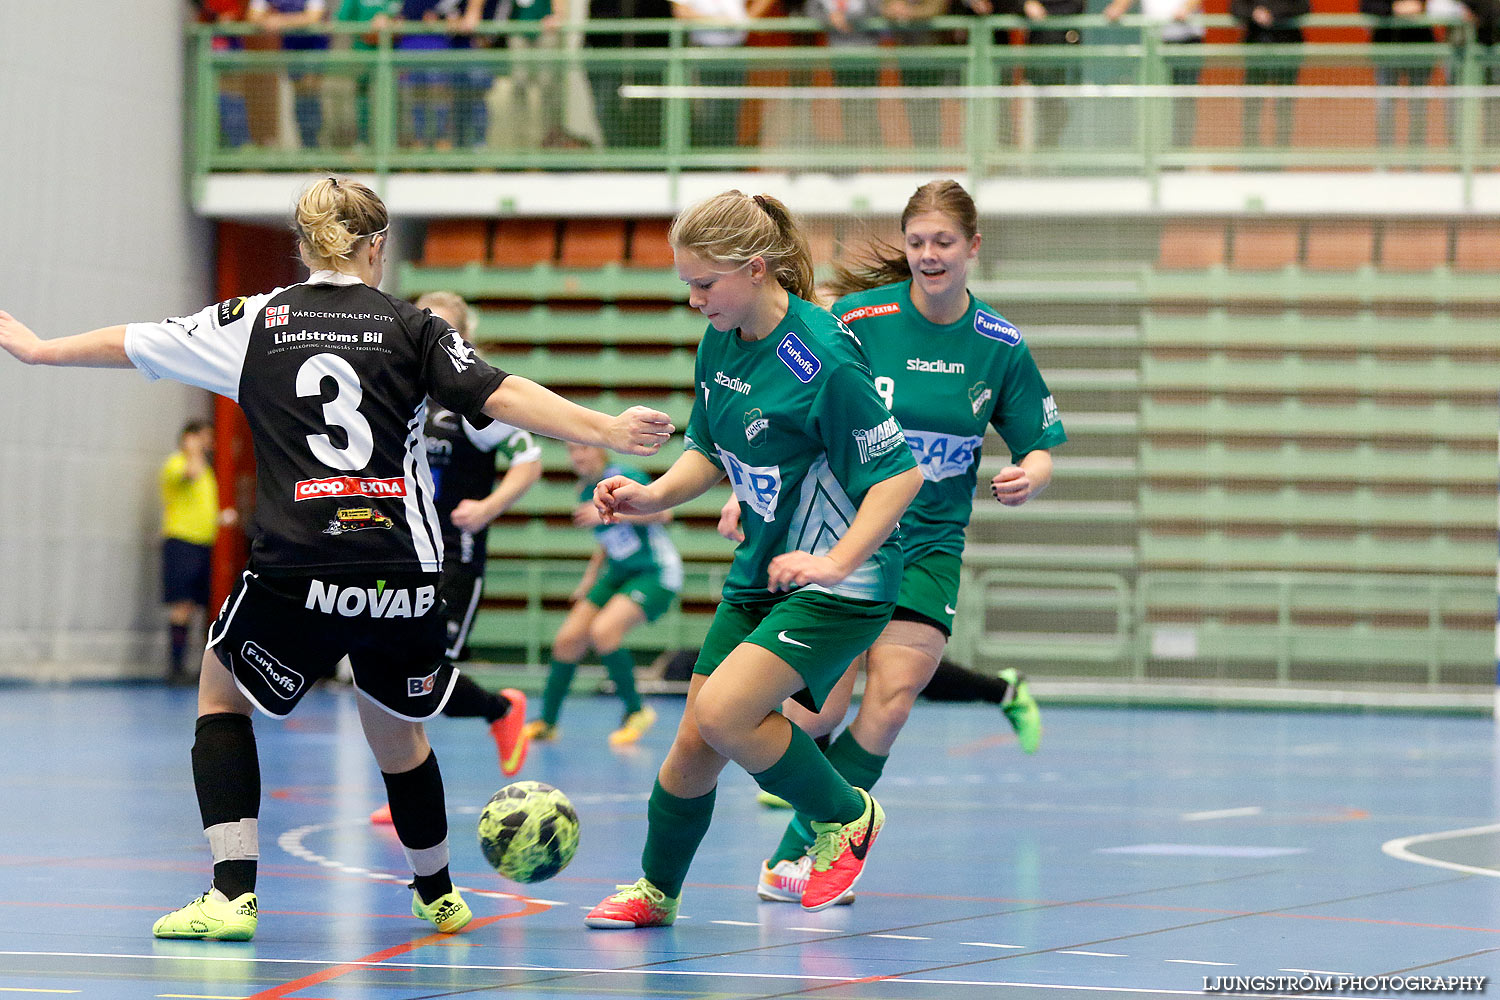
(397, 0), (460, 148)
(584, 0), (673, 149)
(448, 0), (499, 149)
(328, 0), (395, 146)
(1232, 0), (1307, 148)
(193, 0), (255, 149)
(671, 0), (771, 147)
(884, 0), (955, 151)
(247, 0), (330, 148)
(1454, 0), (1500, 142)
(160, 422), (235, 685)
(1104, 0), (1205, 149)
(804, 0), (885, 150)
(487, 0), (572, 148)
(1363, 0), (1435, 149)
(1017, 0), (1085, 149)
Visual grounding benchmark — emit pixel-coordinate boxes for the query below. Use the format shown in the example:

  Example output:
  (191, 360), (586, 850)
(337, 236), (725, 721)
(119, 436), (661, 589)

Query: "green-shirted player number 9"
(874, 376), (895, 411)
(297, 353), (375, 471)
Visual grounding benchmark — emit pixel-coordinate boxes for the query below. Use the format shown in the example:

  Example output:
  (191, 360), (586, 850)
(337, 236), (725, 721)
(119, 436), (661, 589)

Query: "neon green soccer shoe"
(152, 889), (258, 941)
(412, 889), (473, 933)
(999, 668), (1041, 754)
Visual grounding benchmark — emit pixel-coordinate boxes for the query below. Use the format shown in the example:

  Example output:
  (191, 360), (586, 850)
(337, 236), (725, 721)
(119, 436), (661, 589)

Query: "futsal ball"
(477, 781), (579, 884)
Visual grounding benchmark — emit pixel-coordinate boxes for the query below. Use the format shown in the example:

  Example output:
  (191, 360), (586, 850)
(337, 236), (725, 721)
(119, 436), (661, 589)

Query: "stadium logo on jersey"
(215, 296), (250, 327)
(240, 641), (303, 700)
(305, 579), (438, 619)
(266, 304), (290, 328)
(1041, 394), (1060, 429)
(969, 381), (993, 417)
(777, 333), (822, 383)
(719, 448), (782, 521)
(907, 358), (966, 375)
(840, 303), (900, 323)
(904, 429), (983, 482)
(852, 417), (906, 464)
(322, 507), (395, 535)
(715, 371), (752, 394)
(974, 311), (1021, 345)
(442, 330), (477, 373)
(294, 476), (408, 501)
(744, 408), (769, 447)
(407, 670), (439, 697)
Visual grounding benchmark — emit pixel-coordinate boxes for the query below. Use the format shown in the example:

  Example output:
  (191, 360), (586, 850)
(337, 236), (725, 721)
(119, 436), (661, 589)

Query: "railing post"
(967, 17), (997, 183)
(664, 25), (689, 186)
(1140, 24), (1161, 203)
(373, 25), (394, 180)
(192, 29), (216, 186)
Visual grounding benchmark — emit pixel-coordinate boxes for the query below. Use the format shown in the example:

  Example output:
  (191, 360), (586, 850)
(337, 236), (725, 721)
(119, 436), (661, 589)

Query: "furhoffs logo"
(241, 641), (303, 700)
(776, 333), (821, 383)
(974, 311), (1021, 345)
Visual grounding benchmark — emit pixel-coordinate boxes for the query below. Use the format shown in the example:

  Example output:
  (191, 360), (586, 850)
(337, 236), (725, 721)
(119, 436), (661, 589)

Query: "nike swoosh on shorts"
(944, 605), (958, 615)
(777, 630), (811, 649)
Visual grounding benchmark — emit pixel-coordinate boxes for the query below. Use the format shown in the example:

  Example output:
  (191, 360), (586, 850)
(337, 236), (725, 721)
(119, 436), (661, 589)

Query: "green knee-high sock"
(770, 729), (887, 865)
(752, 724), (865, 842)
(640, 779), (716, 899)
(601, 649), (642, 715)
(541, 660), (577, 726)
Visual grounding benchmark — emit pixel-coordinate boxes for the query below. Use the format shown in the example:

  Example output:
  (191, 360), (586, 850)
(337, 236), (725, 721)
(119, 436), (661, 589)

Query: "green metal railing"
(188, 16), (1500, 187)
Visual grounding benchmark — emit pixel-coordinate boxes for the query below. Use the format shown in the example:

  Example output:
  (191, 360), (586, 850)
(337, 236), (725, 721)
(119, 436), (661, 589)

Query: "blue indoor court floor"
(2, 681), (1498, 999)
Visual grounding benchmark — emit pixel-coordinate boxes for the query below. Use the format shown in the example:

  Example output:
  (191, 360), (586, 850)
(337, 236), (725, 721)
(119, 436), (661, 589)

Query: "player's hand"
(451, 497), (496, 533)
(767, 551), (845, 592)
(572, 500), (603, 527)
(990, 464), (1036, 506)
(605, 406), (674, 456)
(594, 475), (657, 523)
(717, 496), (745, 542)
(0, 311), (44, 365)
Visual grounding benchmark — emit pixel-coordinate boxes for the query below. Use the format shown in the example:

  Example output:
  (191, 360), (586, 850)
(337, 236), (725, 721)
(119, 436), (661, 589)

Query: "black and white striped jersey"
(125, 270), (508, 576)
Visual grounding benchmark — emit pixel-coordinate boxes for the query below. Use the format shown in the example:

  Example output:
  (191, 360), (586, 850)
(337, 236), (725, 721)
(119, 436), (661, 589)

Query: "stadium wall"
(0, 2), (215, 678)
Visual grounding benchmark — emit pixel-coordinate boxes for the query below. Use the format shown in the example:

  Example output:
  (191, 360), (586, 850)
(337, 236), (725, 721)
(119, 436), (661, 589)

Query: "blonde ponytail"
(669, 190), (816, 301)
(293, 176), (389, 267)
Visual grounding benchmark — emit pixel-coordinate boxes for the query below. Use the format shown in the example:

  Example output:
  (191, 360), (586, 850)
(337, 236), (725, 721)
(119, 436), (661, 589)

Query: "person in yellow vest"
(160, 421), (233, 684)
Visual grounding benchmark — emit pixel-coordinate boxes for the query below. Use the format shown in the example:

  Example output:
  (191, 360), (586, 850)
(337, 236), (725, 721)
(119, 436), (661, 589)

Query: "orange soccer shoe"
(583, 878), (679, 929)
(492, 688), (530, 776)
(802, 788), (883, 912)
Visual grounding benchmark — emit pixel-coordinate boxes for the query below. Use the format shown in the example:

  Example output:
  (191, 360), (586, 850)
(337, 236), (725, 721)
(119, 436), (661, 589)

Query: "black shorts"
(208, 570), (456, 721)
(439, 554), (485, 660)
(162, 538), (213, 607)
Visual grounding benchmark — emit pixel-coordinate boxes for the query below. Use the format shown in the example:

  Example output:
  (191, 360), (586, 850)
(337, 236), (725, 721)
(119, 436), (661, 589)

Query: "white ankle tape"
(405, 839), (450, 877)
(205, 819), (260, 862)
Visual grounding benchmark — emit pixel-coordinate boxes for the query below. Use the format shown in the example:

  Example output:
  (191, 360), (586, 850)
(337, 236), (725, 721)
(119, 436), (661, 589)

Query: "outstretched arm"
(481, 375), (674, 456)
(0, 314), (131, 368)
(594, 448), (724, 522)
(450, 458), (543, 533)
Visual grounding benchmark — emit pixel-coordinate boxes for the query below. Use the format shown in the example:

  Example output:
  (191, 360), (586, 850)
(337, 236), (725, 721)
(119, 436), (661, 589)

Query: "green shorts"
(585, 565), (679, 623)
(895, 550), (963, 637)
(694, 590), (894, 712)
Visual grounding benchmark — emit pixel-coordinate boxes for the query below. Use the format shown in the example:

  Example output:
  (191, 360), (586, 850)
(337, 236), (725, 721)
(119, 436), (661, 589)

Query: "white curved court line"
(1381, 823), (1500, 878)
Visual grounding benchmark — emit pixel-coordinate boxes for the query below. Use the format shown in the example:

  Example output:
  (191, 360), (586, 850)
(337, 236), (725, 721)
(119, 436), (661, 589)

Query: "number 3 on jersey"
(874, 376), (895, 411)
(297, 353), (375, 471)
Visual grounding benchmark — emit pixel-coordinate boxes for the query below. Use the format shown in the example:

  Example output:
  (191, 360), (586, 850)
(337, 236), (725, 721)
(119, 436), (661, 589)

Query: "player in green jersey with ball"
(743, 180), (1067, 904)
(582, 189), (924, 929)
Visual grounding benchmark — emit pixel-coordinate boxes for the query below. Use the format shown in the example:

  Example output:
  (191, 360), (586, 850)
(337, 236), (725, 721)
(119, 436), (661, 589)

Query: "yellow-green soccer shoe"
(412, 889), (473, 933)
(152, 890), (258, 941)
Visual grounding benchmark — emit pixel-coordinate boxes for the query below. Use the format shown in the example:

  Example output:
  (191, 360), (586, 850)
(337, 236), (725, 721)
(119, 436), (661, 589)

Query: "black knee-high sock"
(440, 672), (510, 723)
(192, 713), (260, 899)
(920, 659), (1011, 704)
(169, 624), (189, 675)
(382, 750), (452, 903)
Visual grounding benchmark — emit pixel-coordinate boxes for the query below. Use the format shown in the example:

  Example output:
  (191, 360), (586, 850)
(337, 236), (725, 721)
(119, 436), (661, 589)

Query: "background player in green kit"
(522, 442), (682, 747)
(582, 190), (924, 929)
(748, 179), (1067, 904)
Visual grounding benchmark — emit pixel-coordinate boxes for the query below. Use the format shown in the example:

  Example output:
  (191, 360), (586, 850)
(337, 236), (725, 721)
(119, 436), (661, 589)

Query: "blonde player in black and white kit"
(0, 177), (672, 942)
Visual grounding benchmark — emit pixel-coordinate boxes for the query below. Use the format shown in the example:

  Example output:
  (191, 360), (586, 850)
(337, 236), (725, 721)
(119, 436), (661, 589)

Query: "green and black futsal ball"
(477, 781), (580, 883)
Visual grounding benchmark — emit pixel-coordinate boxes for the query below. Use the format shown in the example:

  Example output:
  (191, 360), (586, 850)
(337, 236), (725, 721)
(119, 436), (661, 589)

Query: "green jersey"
(833, 279), (1066, 562)
(684, 294), (917, 604)
(580, 463), (684, 587)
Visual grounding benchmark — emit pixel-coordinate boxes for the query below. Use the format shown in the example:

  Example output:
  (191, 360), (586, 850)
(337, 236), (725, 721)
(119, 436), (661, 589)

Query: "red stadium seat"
(1303, 222), (1374, 272)
(629, 218), (675, 270)
(1157, 221), (1229, 270)
(1231, 221), (1301, 271)
(559, 219), (628, 268)
(422, 220), (490, 267)
(492, 218), (558, 267)
(1453, 224), (1500, 273)
(1379, 222), (1450, 272)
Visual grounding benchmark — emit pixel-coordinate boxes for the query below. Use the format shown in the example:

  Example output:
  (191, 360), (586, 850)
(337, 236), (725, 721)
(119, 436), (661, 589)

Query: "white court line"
(786, 926), (843, 934)
(1165, 959), (1236, 967)
(1381, 823), (1500, 878)
(711, 920), (760, 927)
(871, 934), (931, 940)
(0, 951), (1396, 998)
(1058, 951), (1126, 957)
(1181, 806), (1262, 822)
(962, 942), (1026, 949)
